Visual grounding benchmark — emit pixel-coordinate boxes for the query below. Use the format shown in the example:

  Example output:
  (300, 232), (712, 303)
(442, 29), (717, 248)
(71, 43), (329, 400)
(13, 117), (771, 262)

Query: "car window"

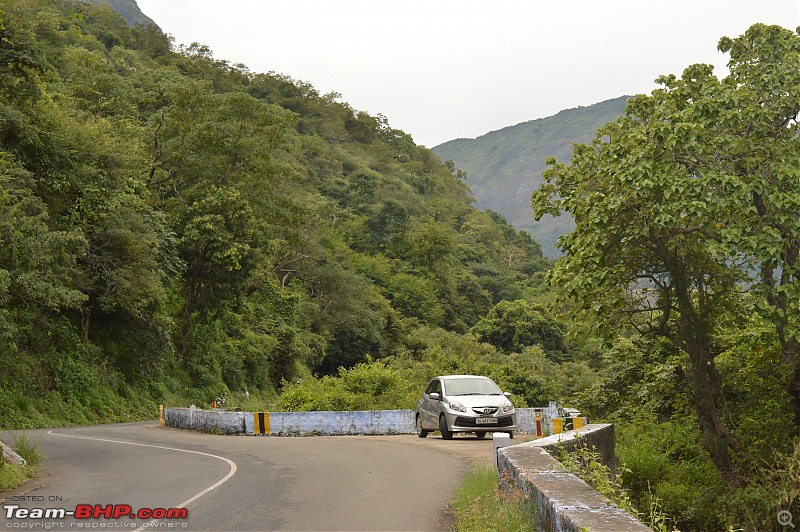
(425, 379), (441, 395)
(443, 378), (501, 396)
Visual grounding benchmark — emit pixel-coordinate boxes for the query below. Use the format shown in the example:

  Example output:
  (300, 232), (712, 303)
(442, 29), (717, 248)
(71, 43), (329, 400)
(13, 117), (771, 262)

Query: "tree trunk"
(675, 284), (744, 487)
(684, 339), (744, 487)
(783, 338), (800, 431)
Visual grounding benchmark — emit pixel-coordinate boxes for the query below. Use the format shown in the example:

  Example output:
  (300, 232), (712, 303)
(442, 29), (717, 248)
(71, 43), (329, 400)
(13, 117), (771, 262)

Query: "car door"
(419, 379), (440, 429)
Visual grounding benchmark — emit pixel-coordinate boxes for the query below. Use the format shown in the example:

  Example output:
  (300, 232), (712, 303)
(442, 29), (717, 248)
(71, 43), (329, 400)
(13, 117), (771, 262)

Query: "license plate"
(476, 417), (498, 424)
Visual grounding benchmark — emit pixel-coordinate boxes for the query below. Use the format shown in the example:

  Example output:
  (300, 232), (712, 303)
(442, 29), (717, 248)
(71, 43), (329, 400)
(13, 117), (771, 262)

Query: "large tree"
(532, 23), (800, 486)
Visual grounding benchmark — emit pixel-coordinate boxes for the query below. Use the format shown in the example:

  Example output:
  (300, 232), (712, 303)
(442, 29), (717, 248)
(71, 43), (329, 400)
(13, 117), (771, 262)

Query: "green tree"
(533, 23), (800, 486)
(712, 25), (800, 428)
(471, 300), (565, 357)
(0, 164), (87, 333)
(529, 27), (800, 484)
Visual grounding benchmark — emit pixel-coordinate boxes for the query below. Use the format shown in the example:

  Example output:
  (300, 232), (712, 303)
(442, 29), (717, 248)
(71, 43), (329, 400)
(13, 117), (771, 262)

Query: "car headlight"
(502, 401), (514, 413)
(449, 401), (467, 413)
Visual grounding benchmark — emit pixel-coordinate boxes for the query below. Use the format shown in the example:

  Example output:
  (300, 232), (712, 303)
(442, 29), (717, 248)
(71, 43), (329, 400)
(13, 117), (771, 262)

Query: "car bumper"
(442, 411), (517, 432)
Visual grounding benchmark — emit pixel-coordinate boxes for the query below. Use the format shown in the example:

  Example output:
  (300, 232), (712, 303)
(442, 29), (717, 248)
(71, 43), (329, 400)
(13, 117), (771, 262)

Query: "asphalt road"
(0, 422), (521, 531)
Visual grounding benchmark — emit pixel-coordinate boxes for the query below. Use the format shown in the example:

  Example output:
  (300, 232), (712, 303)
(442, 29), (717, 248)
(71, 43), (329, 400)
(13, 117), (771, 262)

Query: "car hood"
(446, 395), (510, 408)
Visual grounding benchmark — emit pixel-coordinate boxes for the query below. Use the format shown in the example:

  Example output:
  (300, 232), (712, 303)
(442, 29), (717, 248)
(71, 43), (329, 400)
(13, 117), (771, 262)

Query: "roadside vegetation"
(2, 2), (800, 530)
(0, 433), (42, 491)
(449, 464), (534, 532)
(532, 23), (800, 531)
(0, 0), (564, 430)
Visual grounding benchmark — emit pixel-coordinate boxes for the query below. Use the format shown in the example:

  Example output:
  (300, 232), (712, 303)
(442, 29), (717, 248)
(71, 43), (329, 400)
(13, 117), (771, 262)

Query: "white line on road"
(47, 429), (237, 531)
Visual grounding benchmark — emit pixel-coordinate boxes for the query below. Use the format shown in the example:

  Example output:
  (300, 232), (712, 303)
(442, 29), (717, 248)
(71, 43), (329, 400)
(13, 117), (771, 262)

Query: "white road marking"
(47, 429), (237, 531)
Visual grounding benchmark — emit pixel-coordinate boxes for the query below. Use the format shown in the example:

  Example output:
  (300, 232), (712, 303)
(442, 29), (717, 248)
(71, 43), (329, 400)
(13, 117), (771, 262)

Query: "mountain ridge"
(434, 96), (630, 257)
(86, 0), (159, 29)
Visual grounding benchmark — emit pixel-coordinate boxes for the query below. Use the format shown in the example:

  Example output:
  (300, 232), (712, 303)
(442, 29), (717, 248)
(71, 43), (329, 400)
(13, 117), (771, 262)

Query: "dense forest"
(0, 0), (570, 426)
(3, 1), (800, 529)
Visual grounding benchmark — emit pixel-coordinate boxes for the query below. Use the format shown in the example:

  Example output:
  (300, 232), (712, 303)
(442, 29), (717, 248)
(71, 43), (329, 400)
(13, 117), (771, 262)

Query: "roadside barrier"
(163, 407), (584, 436)
(551, 415), (588, 434)
(496, 424), (648, 531)
(253, 412), (270, 435)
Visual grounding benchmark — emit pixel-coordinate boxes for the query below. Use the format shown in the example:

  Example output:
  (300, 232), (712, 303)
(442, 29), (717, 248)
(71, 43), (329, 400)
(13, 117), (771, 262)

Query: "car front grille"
(454, 416), (514, 428)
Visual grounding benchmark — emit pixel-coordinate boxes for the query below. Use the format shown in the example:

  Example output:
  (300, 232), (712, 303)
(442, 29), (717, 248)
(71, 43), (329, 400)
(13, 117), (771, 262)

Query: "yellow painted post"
(573, 416), (585, 429)
(159, 404), (165, 426)
(254, 412), (270, 435)
(535, 410), (542, 437)
(552, 417), (563, 434)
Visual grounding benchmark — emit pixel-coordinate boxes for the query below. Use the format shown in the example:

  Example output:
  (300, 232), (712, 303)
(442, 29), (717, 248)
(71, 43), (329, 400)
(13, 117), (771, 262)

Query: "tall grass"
(0, 432), (43, 492)
(10, 432), (42, 466)
(450, 464), (535, 531)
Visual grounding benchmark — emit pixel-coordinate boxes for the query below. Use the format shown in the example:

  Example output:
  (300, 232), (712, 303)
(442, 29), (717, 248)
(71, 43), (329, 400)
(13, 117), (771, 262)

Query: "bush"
(616, 417), (729, 531)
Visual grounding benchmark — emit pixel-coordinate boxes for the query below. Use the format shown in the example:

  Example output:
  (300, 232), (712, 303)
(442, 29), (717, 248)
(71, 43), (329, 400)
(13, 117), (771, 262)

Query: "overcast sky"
(136, 1), (799, 148)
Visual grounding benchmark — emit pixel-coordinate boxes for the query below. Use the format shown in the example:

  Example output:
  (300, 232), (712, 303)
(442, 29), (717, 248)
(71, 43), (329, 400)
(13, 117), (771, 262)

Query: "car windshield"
(443, 378), (502, 396)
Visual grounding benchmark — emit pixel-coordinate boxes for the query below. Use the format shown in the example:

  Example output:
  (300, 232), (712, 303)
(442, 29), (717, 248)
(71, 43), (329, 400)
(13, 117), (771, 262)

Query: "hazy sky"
(136, 1), (799, 148)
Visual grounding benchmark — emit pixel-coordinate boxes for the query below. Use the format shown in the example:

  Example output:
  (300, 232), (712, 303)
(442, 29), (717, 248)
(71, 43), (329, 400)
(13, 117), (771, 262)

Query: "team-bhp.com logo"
(4, 503), (188, 520)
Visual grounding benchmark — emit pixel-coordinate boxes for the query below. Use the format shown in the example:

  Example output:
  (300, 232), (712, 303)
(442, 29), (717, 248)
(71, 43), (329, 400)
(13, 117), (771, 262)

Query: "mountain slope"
(0, 0), (556, 427)
(434, 96), (630, 257)
(88, 0), (159, 28)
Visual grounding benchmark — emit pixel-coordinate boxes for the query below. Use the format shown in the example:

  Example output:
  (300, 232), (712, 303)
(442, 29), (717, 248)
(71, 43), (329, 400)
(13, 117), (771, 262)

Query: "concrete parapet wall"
(497, 424), (649, 531)
(164, 407), (554, 436)
(1, 440), (27, 466)
(515, 408), (541, 434)
(532, 423), (618, 473)
(165, 408), (245, 435)
(268, 410), (416, 436)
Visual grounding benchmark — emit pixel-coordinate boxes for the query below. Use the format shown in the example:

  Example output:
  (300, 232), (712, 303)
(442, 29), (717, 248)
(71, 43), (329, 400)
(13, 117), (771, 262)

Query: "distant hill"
(87, 0), (159, 29)
(434, 96), (630, 257)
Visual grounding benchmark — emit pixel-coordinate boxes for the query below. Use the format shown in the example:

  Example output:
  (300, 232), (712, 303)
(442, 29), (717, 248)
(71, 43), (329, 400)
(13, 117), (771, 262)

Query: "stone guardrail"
(1, 440), (27, 466)
(162, 407), (577, 436)
(496, 424), (650, 532)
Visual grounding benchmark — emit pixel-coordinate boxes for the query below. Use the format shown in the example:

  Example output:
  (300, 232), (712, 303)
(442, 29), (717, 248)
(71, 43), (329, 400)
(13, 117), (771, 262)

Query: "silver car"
(415, 375), (517, 439)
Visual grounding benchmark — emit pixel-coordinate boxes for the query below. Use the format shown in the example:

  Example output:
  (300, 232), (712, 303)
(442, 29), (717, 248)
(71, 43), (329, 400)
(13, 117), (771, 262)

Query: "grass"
(0, 460), (28, 491)
(449, 464), (535, 531)
(0, 433), (42, 492)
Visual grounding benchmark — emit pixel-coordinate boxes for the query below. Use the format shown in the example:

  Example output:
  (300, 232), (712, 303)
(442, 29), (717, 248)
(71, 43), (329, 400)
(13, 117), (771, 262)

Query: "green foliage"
(732, 439), (800, 531)
(276, 328), (585, 412)
(450, 464), (535, 532)
(553, 436), (680, 532)
(532, 23), (800, 486)
(470, 300), (565, 357)
(278, 361), (417, 411)
(0, 460), (29, 492)
(615, 418), (727, 531)
(0, 0), (555, 429)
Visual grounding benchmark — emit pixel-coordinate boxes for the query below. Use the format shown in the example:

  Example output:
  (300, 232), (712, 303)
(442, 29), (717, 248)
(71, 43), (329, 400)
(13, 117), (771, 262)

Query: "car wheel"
(507, 431), (514, 439)
(475, 432), (486, 439)
(416, 414), (428, 438)
(439, 415), (453, 440)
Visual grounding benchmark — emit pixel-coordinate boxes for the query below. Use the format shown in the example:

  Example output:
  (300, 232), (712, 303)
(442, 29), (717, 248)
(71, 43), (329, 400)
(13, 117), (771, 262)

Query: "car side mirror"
(429, 392), (440, 401)
(503, 392), (511, 399)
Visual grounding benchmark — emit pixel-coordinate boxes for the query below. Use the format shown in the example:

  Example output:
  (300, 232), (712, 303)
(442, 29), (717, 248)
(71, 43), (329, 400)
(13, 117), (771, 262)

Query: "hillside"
(87, 0), (159, 28)
(0, 0), (560, 427)
(434, 97), (629, 257)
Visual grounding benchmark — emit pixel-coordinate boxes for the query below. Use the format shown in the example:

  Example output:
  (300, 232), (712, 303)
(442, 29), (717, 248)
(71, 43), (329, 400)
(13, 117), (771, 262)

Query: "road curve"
(0, 422), (502, 531)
